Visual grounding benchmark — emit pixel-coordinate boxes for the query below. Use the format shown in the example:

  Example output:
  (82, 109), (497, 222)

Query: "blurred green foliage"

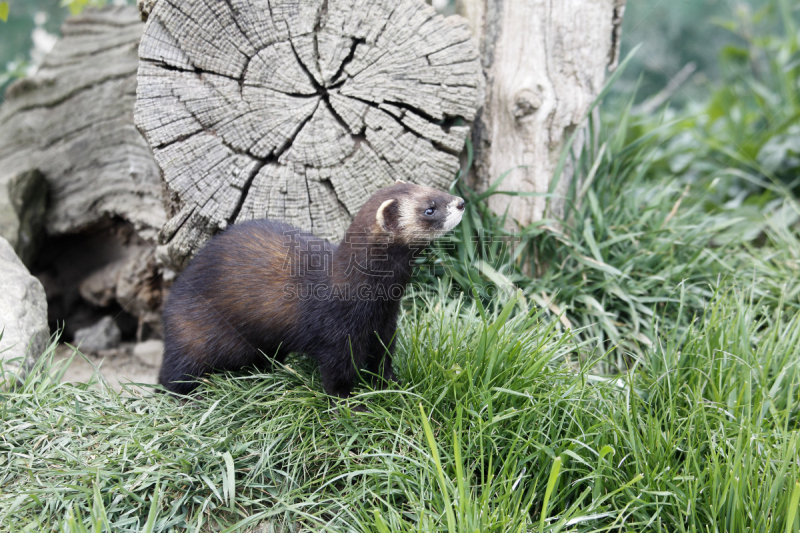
(639, 0), (800, 199)
(60, 0), (111, 16)
(0, 0), (67, 96)
(0, 0), (130, 97)
(616, 0), (772, 106)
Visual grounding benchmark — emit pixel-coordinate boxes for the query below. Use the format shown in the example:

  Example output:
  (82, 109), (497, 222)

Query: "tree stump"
(135, 0), (482, 269)
(456, 0), (626, 226)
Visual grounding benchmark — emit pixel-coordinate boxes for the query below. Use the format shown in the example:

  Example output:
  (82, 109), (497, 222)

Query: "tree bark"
(0, 8), (165, 242)
(456, 0), (626, 225)
(135, 0), (482, 269)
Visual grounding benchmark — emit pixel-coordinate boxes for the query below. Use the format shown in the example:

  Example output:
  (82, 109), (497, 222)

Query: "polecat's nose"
(456, 199), (466, 211)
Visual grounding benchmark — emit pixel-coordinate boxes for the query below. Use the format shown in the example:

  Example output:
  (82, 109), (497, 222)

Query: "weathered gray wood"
(456, 0), (626, 226)
(135, 0), (481, 268)
(0, 7), (167, 337)
(0, 7), (165, 243)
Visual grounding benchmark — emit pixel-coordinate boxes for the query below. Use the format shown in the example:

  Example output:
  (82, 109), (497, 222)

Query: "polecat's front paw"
(383, 366), (398, 384)
(333, 397), (370, 415)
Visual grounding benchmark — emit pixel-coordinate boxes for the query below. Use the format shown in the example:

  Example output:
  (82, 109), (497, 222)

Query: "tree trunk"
(0, 7), (167, 339)
(455, 0), (626, 225)
(135, 0), (482, 269)
(0, 7), (165, 249)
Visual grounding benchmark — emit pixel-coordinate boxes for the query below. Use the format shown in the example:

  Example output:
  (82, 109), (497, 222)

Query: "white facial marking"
(397, 199), (418, 235)
(376, 199), (395, 231)
(443, 198), (464, 232)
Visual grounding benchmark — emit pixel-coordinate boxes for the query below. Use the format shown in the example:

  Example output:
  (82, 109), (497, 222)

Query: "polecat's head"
(357, 180), (466, 244)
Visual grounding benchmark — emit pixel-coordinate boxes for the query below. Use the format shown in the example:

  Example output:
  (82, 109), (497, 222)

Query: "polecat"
(159, 181), (465, 397)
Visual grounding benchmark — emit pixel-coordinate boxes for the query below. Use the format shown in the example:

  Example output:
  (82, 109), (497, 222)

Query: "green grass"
(1, 282), (798, 531)
(4, 98), (800, 533)
(421, 104), (800, 372)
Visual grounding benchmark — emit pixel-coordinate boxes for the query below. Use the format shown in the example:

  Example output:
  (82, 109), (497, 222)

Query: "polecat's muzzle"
(443, 197), (466, 232)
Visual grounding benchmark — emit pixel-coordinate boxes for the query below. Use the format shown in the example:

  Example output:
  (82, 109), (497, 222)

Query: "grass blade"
(419, 403), (457, 533)
(539, 456), (562, 532)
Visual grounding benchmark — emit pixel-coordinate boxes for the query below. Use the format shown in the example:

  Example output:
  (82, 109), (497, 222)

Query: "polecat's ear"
(376, 199), (397, 231)
(395, 179), (407, 184)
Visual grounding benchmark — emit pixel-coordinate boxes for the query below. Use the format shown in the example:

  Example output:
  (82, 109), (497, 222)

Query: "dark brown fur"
(159, 183), (464, 397)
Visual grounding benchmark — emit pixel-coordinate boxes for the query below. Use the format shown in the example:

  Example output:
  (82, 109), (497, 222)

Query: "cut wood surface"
(135, 0), (482, 269)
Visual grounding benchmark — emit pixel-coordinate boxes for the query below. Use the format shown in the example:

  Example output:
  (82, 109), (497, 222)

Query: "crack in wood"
(136, 0), (480, 267)
(288, 38), (326, 94)
(42, 38), (140, 63)
(313, 0), (328, 83)
(228, 159), (267, 223)
(238, 49), (249, 96)
(221, 0), (244, 37)
(267, 99), (321, 160)
(328, 37), (365, 87)
(154, 128), (204, 151)
(148, 59), (198, 74)
(229, 97), (321, 223)
(320, 176), (350, 218)
(322, 95), (358, 135)
(10, 108), (134, 152)
(6, 72), (136, 116)
(339, 94), (463, 151)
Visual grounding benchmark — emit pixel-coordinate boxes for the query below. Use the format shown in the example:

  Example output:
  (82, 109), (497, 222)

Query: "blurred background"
(0, 1), (128, 93)
(616, 0), (773, 106)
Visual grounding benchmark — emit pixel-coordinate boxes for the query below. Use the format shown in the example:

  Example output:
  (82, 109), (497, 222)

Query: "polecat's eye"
(424, 207), (436, 216)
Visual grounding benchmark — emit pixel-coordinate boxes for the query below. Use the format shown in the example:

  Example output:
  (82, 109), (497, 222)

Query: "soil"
(54, 341), (162, 393)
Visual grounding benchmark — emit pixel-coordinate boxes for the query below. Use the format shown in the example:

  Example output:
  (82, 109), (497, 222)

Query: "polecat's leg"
(366, 326), (398, 385)
(316, 341), (364, 398)
(252, 345), (288, 372)
(158, 346), (204, 395)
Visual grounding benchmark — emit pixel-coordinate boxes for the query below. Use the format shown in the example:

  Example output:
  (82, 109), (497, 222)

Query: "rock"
(133, 339), (163, 367)
(0, 169), (48, 267)
(0, 237), (49, 379)
(73, 316), (121, 353)
(76, 228), (160, 313)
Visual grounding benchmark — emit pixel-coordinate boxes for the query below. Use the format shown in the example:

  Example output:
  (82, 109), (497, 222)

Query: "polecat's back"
(159, 219), (333, 393)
